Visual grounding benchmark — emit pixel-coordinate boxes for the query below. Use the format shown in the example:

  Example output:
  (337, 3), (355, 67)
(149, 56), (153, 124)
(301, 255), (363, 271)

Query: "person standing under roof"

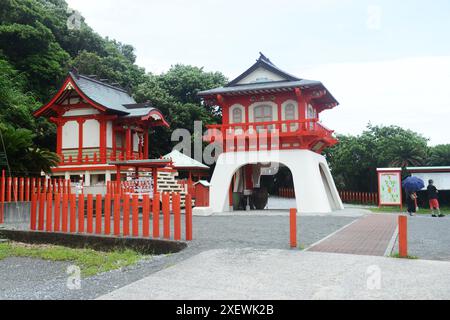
(427, 180), (444, 217)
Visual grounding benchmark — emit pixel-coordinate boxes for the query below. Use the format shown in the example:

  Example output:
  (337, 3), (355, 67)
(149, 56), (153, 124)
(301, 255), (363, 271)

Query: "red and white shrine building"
(34, 69), (169, 188)
(197, 54), (344, 214)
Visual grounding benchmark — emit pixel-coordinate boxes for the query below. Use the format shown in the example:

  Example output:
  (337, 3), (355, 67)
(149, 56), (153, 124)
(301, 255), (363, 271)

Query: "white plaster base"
(204, 150), (344, 214)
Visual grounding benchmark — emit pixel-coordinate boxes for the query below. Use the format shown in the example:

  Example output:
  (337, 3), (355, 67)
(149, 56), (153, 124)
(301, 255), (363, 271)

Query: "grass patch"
(390, 253), (419, 260)
(0, 241), (146, 277)
(369, 206), (450, 215)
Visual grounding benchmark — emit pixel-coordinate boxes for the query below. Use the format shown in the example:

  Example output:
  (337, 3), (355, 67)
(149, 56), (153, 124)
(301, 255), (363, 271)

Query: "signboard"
(377, 169), (402, 207)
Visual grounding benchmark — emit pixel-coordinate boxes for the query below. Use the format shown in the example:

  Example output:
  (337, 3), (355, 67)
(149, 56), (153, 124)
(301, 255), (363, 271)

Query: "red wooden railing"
(0, 170), (71, 204)
(339, 191), (378, 205)
(29, 192), (193, 241)
(278, 187), (378, 206)
(59, 150), (144, 166)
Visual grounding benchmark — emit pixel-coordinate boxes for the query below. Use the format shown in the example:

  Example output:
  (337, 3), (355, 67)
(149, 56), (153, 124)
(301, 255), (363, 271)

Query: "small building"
(33, 69), (169, 188)
(162, 150), (210, 194)
(197, 53), (344, 214)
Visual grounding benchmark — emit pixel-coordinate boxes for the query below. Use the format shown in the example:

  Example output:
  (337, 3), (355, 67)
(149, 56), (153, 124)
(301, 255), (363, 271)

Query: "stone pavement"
(98, 248), (450, 300)
(307, 214), (398, 256)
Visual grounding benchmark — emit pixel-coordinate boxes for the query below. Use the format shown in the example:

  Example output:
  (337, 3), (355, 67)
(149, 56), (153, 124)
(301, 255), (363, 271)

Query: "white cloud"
(301, 56), (450, 146)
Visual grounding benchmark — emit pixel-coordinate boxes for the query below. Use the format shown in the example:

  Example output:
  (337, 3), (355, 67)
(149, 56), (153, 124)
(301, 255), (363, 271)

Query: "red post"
(70, 194), (76, 233)
(142, 195), (150, 237)
(114, 194), (121, 236)
(25, 177), (30, 202)
(104, 194), (111, 235)
(78, 194), (85, 233)
(290, 208), (297, 249)
(153, 192), (160, 238)
(132, 195), (139, 237)
(30, 193), (37, 230)
(173, 193), (181, 241)
(398, 215), (408, 258)
(62, 194), (68, 232)
(7, 177), (11, 202)
(38, 193), (45, 231)
(13, 177), (18, 202)
(87, 194), (93, 234)
(123, 195), (130, 237)
(46, 193), (53, 232)
(54, 193), (61, 232)
(162, 192), (171, 239)
(19, 177), (24, 202)
(185, 194), (193, 241)
(95, 194), (102, 234)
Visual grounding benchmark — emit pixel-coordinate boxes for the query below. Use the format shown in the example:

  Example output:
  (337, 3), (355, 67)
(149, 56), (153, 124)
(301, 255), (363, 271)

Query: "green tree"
(428, 144), (450, 166)
(0, 124), (59, 175)
(325, 124), (429, 192)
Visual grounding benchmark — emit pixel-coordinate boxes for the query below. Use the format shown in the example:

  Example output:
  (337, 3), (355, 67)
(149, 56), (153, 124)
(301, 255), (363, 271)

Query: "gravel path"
(0, 214), (356, 300)
(393, 215), (450, 261)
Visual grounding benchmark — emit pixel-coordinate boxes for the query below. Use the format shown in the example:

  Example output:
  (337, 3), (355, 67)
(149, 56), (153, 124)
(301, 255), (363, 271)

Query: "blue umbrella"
(402, 176), (425, 192)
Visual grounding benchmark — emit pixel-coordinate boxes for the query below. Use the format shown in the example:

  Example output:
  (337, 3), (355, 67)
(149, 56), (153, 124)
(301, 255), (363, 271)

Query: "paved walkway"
(307, 214), (398, 256)
(99, 248), (450, 300)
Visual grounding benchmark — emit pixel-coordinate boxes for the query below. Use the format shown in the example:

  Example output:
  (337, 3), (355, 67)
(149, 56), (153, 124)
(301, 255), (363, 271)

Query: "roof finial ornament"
(70, 66), (79, 79)
(258, 52), (272, 64)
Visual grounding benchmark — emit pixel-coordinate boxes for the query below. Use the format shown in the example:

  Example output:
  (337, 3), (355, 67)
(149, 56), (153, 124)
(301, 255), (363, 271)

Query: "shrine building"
(33, 69), (169, 187)
(197, 54), (344, 214)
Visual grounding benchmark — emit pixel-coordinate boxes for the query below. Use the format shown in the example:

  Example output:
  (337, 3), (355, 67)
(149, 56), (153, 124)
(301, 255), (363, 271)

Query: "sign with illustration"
(377, 170), (402, 206)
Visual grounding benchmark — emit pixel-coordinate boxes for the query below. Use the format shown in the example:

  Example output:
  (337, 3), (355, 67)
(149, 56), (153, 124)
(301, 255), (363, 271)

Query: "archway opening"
(228, 162), (296, 211)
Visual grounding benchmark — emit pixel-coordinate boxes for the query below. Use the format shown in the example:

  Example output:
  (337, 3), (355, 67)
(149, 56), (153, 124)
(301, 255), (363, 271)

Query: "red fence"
(339, 191), (378, 205)
(29, 192), (193, 241)
(279, 188), (295, 198)
(0, 170), (71, 204)
(277, 187), (378, 206)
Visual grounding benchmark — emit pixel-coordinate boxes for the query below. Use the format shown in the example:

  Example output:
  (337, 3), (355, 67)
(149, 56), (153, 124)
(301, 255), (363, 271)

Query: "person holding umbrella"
(427, 179), (444, 218)
(402, 176), (425, 217)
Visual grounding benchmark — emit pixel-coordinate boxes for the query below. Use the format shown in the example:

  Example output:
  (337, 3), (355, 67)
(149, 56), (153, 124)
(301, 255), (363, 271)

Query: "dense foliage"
(0, 0), (226, 174)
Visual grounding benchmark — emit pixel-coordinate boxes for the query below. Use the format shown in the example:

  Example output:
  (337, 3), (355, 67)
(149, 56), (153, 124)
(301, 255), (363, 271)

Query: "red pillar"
(173, 193), (181, 241)
(132, 195), (139, 237)
(290, 208), (297, 248)
(77, 119), (86, 163)
(123, 194), (130, 236)
(143, 128), (149, 159)
(56, 120), (63, 157)
(153, 192), (160, 238)
(142, 195), (150, 238)
(153, 168), (158, 194)
(162, 192), (170, 239)
(399, 215), (408, 258)
(95, 194), (102, 234)
(126, 127), (132, 160)
(99, 120), (107, 163)
(185, 194), (193, 241)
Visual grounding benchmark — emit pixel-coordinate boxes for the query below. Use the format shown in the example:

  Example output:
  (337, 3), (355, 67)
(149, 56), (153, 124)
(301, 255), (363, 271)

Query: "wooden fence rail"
(278, 187), (378, 205)
(29, 192), (193, 241)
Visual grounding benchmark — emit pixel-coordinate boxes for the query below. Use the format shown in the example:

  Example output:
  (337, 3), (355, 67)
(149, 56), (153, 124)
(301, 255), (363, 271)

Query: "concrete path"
(98, 248), (450, 300)
(307, 214), (398, 256)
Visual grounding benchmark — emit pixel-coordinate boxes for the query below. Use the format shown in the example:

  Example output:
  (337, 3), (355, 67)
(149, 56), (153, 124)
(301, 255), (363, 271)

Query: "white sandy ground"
(98, 248), (450, 300)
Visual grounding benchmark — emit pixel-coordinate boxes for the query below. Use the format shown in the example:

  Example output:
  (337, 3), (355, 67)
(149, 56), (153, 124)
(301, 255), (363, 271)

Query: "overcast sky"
(66, 0), (450, 145)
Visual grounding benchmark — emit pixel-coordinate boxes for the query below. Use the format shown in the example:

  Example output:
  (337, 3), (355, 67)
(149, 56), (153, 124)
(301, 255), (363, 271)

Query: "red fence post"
(399, 215), (408, 258)
(19, 177), (24, 202)
(62, 194), (68, 232)
(46, 193), (53, 232)
(78, 194), (85, 233)
(290, 208), (297, 248)
(114, 194), (121, 236)
(87, 194), (93, 234)
(95, 194), (102, 235)
(25, 177), (30, 202)
(163, 192), (170, 239)
(70, 194), (77, 233)
(54, 193), (61, 232)
(185, 194), (193, 241)
(142, 195), (150, 238)
(132, 195), (139, 237)
(13, 177), (18, 202)
(7, 177), (11, 202)
(153, 192), (160, 238)
(104, 194), (111, 235)
(123, 195), (130, 237)
(30, 193), (37, 230)
(38, 193), (45, 231)
(173, 193), (181, 241)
